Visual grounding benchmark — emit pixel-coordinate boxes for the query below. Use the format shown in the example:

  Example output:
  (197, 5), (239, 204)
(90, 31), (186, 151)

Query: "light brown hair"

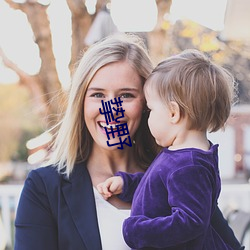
(145, 49), (236, 132)
(50, 34), (159, 177)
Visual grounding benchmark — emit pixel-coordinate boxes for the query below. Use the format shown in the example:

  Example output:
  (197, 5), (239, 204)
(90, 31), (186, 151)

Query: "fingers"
(109, 181), (121, 194)
(96, 176), (123, 200)
(96, 182), (112, 200)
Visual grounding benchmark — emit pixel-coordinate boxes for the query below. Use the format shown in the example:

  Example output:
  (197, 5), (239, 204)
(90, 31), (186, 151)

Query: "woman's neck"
(86, 144), (141, 187)
(87, 145), (139, 209)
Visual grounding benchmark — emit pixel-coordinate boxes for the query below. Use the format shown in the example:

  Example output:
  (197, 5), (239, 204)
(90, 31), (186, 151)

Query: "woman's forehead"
(88, 61), (142, 90)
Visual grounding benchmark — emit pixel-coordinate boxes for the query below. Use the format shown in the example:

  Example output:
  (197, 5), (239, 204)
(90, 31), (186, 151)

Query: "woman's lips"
(98, 121), (128, 137)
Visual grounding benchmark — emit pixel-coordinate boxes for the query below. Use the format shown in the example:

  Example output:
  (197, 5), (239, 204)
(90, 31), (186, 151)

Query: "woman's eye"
(91, 93), (104, 98)
(120, 93), (134, 99)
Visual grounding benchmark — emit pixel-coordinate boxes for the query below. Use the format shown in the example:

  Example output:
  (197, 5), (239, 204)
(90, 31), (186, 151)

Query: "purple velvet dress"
(117, 144), (234, 249)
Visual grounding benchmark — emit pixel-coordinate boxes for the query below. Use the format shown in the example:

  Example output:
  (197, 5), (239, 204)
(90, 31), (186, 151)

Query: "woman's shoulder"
(29, 164), (61, 180)
(24, 164), (63, 193)
(37, 163), (61, 174)
(26, 161), (87, 188)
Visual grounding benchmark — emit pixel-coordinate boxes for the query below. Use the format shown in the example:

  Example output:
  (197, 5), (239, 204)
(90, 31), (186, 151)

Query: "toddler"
(97, 49), (236, 249)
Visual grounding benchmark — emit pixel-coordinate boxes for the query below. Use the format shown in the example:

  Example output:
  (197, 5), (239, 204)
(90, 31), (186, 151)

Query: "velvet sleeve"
(116, 171), (144, 202)
(211, 206), (245, 250)
(123, 166), (215, 249)
(14, 170), (58, 250)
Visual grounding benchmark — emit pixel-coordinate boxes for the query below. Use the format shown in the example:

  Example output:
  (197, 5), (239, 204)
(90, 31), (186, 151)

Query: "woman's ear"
(169, 101), (180, 124)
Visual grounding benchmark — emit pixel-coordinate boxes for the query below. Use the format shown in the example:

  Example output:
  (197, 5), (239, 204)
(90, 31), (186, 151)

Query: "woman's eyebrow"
(119, 88), (140, 92)
(87, 87), (140, 92)
(86, 87), (104, 92)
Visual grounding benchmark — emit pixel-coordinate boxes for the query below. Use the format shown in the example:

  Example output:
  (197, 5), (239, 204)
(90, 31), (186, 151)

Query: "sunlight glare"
(111, 0), (158, 32)
(0, 1), (41, 79)
(0, 0), (71, 88)
(26, 131), (52, 150)
(38, 0), (51, 5)
(170, 0), (228, 31)
(85, 0), (97, 15)
(0, 60), (19, 84)
(47, 0), (72, 89)
(27, 149), (48, 164)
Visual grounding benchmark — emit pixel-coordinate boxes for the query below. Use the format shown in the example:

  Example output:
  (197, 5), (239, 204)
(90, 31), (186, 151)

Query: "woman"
(14, 34), (243, 250)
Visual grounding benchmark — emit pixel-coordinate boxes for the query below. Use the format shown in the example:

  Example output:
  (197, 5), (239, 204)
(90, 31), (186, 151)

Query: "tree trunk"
(66, 0), (93, 72)
(4, 0), (64, 126)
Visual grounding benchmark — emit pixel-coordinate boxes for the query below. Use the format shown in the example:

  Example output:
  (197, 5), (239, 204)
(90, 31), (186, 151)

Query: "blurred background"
(0, 0), (250, 249)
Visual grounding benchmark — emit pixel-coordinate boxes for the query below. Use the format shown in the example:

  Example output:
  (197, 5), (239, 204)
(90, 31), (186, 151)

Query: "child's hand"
(96, 176), (124, 200)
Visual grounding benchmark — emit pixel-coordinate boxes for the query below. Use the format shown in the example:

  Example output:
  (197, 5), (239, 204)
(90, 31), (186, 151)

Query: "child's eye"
(120, 93), (135, 99)
(90, 93), (105, 98)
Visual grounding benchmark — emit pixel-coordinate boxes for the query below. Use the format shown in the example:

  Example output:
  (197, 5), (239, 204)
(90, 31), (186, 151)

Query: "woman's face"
(84, 61), (144, 150)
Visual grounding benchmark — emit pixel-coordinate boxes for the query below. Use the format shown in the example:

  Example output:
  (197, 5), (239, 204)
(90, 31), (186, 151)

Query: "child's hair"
(144, 49), (236, 132)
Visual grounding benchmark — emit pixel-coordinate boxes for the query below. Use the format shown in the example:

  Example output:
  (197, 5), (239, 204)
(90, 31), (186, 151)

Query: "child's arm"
(122, 166), (231, 249)
(115, 171), (144, 202)
(97, 171), (145, 202)
(97, 176), (123, 200)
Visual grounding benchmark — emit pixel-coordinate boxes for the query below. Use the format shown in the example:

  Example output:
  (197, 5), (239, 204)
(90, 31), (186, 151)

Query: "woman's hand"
(97, 176), (124, 200)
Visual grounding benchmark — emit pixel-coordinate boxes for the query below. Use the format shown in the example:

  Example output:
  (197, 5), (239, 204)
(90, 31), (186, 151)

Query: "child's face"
(145, 88), (175, 147)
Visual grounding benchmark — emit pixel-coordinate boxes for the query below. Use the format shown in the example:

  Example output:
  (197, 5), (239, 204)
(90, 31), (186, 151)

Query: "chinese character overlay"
(107, 135), (132, 150)
(99, 97), (132, 149)
(99, 97), (125, 123)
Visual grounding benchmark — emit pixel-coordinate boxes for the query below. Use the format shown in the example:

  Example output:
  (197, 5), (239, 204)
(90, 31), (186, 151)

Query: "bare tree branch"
(4, 0), (23, 10)
(0, 47), (47, 114)
(4, 0), (64, 125)
(0, 47), (28, 82)
(66, 0), (93, 70)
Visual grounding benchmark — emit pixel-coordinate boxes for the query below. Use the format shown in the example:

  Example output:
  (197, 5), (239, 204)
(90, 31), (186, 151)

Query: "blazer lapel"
(62, 163), (102, 250)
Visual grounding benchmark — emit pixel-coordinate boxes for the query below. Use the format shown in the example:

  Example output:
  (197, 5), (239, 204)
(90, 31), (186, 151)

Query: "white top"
(93, 187), (131, 250)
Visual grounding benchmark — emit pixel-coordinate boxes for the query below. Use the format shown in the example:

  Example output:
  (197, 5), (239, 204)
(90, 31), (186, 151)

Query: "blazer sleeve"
(14, 170), (58, 250)
(211, 206), (245, 250)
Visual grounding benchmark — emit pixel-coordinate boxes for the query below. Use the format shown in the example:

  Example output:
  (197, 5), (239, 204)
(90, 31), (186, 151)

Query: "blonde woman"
(15, 36), (242, 250)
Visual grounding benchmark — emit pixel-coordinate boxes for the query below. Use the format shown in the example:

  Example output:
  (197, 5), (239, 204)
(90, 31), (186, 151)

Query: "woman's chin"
(99, 136), (132, 151)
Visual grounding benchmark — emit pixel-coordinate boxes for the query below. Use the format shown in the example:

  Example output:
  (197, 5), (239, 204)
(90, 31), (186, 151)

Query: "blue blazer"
(14, 163), (102, 250)
(14, 162), (243, 250)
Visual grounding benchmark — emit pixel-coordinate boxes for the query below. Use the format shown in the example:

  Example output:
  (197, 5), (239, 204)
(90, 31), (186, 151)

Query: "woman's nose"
(99, 96), (125, 124)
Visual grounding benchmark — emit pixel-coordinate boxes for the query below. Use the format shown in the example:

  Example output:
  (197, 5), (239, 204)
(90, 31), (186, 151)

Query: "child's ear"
(169, 101), (180, 124)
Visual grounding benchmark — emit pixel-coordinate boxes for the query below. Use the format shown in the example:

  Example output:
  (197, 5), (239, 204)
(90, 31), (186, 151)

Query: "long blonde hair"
(50, 34), (159, 177)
